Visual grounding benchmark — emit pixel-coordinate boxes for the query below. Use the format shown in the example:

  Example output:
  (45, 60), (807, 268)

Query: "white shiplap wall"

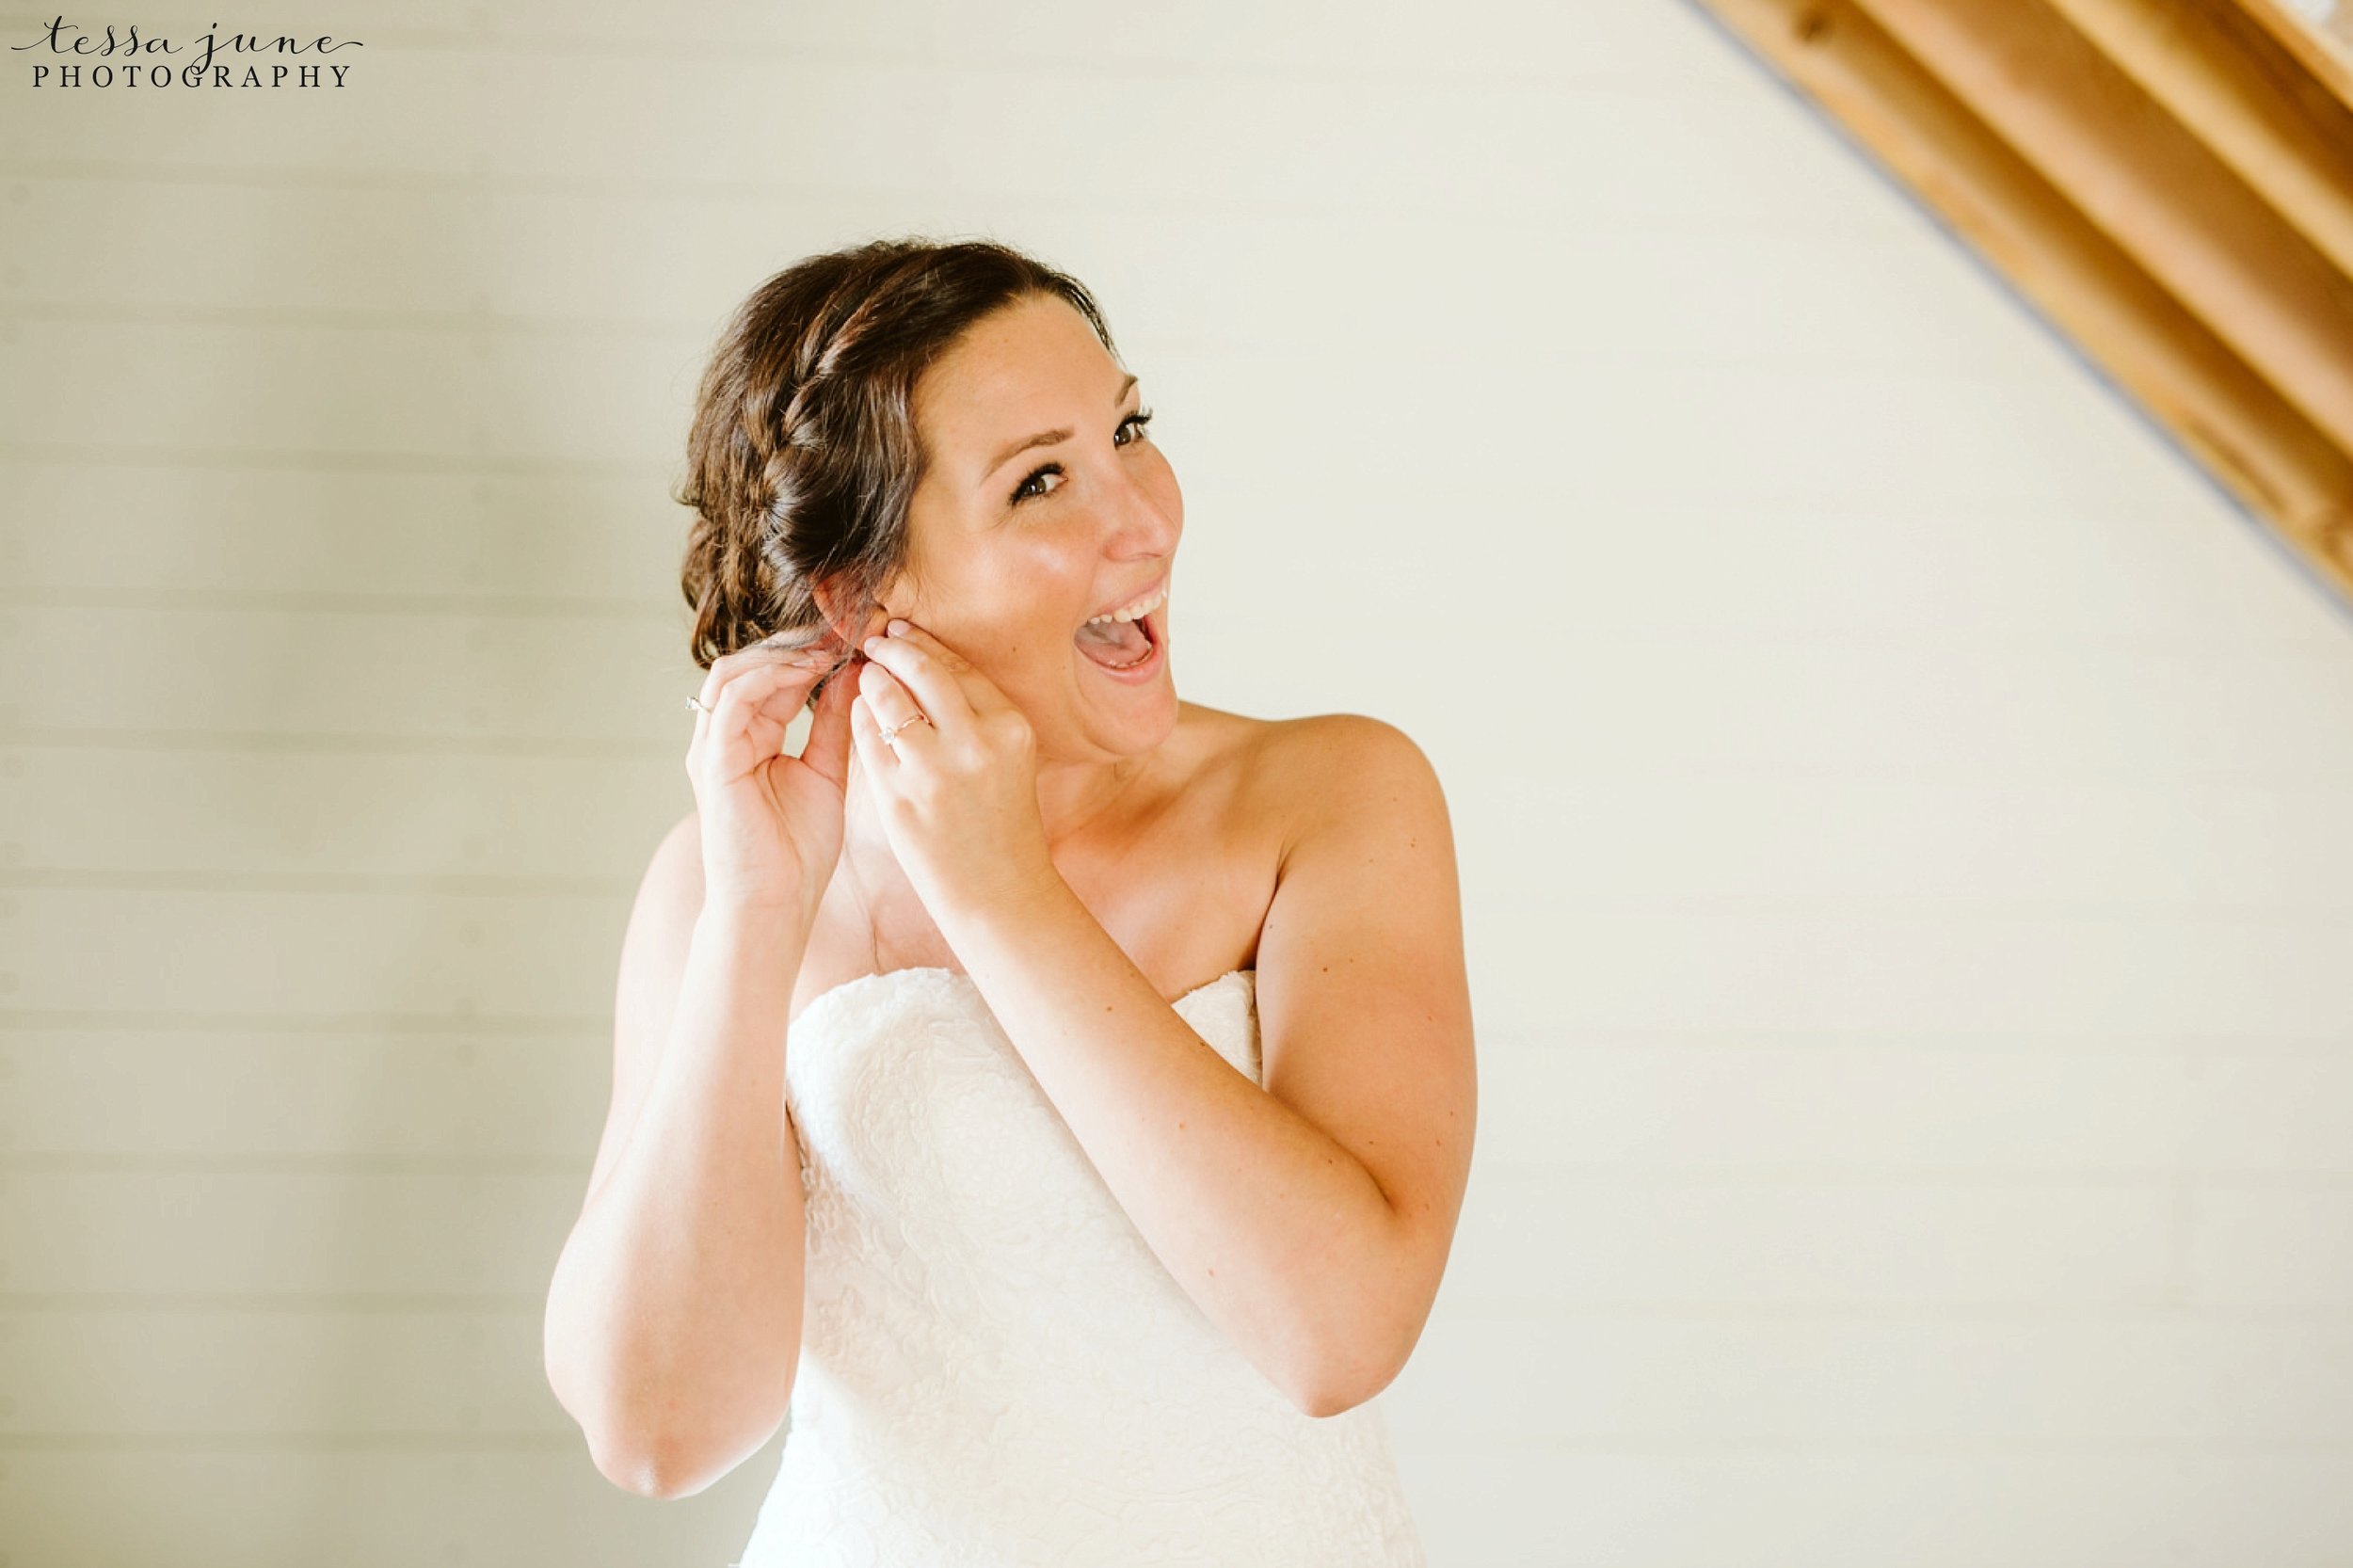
(5, 2), (2352, 1564)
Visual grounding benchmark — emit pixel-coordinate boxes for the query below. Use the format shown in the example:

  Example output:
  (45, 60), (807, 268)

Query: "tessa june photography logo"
(13, 15), (363, 88)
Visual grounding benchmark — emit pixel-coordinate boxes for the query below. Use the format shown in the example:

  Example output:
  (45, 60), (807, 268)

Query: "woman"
(543, 237), (1476, 1565)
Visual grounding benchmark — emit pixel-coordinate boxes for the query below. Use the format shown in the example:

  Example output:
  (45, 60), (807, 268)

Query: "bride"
(543, 236), (1477, 1565)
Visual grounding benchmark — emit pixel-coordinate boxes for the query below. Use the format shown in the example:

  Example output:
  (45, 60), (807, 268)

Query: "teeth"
(1083, 584), (1166, 626)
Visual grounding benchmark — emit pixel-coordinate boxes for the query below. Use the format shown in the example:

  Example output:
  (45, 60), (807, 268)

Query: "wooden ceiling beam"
(2039, 0), (2353, 283)
(1687, 0), (2353, 605)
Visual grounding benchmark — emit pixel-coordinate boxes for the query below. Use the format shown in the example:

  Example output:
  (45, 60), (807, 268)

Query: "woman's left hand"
(849, 617), (1057, 920)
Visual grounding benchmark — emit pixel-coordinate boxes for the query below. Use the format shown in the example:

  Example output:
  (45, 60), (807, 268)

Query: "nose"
(1102, 451), (1179, 554)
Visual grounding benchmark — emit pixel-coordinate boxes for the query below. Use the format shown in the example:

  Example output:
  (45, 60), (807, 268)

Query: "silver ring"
(685, 696), (712, 716)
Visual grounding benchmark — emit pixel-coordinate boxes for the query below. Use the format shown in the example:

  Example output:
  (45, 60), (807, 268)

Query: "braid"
(672, 235), (1118, 688)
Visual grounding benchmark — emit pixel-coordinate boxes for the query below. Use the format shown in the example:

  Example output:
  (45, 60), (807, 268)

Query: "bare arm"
(933, 716), (1476, 1418)
(541, 811), (810, 1499)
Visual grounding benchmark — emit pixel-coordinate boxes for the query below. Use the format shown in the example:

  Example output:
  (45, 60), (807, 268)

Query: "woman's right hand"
(684, 628), (862, 924)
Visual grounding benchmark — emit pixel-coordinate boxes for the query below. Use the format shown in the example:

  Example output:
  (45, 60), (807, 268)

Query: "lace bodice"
(728, 965), (1429, 1567)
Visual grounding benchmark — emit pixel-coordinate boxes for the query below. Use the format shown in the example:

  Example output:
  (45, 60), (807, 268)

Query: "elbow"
(1292, 1358), (1401, 1420)
(589, 1432), (677, 1499)
(1294, 1384), (1363, 1421)
(548, 1340), (794, 1500)
(574, 1389), (794, 1500)
(551, 1373), (699, 1500)
(564, 1392), (686, 1499)
(1288, 1328), (1413, 1420)
(1289, 1273), (1433, 1418)
(585, 1424), (716, 1501)
(547, 1351), (678, 1498)
(547, 1318), (771, 1500)
(1288, 1184), (1450, 1418)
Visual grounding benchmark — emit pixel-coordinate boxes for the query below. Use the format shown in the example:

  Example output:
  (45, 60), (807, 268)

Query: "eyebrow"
(982, 373), (1140, 482)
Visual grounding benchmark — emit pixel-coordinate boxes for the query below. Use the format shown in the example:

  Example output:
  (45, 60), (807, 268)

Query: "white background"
(4, 2), (2352, 1563)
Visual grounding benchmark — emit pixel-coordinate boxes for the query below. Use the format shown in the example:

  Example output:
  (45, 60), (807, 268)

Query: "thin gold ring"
(879, 712), (932, 749)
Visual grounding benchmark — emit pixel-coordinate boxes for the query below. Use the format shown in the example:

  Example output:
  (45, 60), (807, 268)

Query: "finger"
(858, 622), (979, 726)
(855, 658), (932, 747)
(687, 637), (829, 774)
(694, 632), (833, 711)
(891, 618), (1013, 719)
(861, 654), (941, 758)
(702, 661), (818, 782)
(879, 617), (971, 673)
(753, 624), (836, 654)
(695, 643), (829, 731)
(846, 693), (900, 786)
(796, 650), (857, 792)
(723, 661), (812, 761)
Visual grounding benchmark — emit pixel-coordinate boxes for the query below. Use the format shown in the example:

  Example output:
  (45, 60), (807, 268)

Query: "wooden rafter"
(1686, 0), (2353, 608)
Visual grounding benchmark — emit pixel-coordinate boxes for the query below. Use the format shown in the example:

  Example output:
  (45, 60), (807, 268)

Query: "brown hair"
(673, 235), (1123, 703)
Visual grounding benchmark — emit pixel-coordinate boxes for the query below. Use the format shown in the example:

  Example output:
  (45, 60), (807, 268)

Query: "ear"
(808, 570), (900, 651)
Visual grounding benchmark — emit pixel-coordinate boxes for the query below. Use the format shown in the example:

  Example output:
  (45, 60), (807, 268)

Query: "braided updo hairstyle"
(674, 236), (1124, 708)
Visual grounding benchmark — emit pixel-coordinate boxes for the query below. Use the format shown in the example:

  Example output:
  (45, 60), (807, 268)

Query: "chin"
(1062, 676), (1180, 758)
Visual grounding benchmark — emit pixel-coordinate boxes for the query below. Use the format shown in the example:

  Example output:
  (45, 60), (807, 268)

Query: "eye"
(1011, 462), (1063, 505)
(1008, 407), (1155, 507)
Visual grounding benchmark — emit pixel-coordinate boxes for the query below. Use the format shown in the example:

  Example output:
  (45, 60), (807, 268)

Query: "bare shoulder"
(1223, 710), (1447, 856)
(1185, 702), (1430, 779)
(1251, 711), (1432, 766)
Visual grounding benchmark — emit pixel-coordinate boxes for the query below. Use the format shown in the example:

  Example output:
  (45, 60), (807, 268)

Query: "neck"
(1032, 747), (1150, 850)
(836, 735), (1156, 880)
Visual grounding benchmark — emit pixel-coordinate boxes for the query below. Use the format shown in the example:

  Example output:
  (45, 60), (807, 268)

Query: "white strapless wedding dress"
(728, 965), (1430, 1567)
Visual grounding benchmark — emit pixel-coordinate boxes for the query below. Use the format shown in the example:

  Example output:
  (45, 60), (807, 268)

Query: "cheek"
(1007, 528), (1101, 584)
(969, 552), (1092, 650)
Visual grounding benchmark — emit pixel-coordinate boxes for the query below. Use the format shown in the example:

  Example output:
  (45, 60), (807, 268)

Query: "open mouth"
(1072, 587), (1164, 673)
